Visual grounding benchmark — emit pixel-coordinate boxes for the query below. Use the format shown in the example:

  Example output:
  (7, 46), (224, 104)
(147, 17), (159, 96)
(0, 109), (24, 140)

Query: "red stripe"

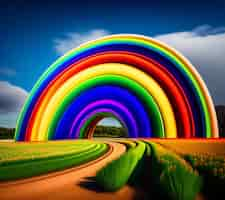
(26, 51), (195, 139)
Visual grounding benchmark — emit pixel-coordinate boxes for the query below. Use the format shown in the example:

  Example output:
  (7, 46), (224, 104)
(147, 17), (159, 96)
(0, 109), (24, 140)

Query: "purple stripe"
(69, 99), (138, 137)
(76, 108), (126, 138)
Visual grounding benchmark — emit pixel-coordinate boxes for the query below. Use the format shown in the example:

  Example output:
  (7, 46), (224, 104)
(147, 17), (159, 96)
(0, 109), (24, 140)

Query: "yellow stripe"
(33, 63), (177, 141)
(59, 34), (218, 137)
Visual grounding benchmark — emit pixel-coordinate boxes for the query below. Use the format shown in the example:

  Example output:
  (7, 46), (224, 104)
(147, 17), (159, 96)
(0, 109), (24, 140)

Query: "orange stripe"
(26, 51), (194, 139)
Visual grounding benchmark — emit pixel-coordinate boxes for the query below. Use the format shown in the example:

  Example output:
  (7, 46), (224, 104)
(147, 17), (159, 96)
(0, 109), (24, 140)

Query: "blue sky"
(0, 0), (225, 127)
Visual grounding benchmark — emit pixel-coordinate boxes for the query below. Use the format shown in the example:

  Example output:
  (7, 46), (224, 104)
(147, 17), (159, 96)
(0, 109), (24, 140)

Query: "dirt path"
(0, 141), (145, 200)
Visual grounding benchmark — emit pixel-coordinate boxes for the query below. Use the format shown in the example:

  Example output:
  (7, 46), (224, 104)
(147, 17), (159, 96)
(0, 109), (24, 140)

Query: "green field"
(0, 139), (224, 200)
(96, 139), (225, 200)
(0, 140), (109, 181)
(96, 140), (145, 191)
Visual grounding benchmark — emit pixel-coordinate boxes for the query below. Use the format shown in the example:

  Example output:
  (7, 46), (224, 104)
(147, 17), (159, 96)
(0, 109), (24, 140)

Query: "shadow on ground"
(78, 176), (104, 193)
(78, 176), (149, 200)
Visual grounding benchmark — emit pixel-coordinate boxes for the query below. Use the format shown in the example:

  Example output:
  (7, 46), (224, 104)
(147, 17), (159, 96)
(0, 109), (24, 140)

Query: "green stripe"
(79, 112), (127, 138)
(47, 74), (164, 140)
(79, 113), (111, 138)
(15, 35), (211, 139)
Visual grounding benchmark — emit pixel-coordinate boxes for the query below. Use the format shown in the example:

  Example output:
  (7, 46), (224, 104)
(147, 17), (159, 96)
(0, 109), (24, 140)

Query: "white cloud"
(98, 117), (122, 127)
(0, 67), (16, 76)
(0, 81), (28, 127)
(53, 26), (225, 105)
(54, 29), (110, 55)
(154, 25), (225, 105)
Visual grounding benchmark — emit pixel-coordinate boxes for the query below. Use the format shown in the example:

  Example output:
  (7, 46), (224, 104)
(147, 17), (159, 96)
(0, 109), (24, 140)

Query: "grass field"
(0, 140), (109, 181)
(96, 140), (145, 191)
(0, 138), (224, 200)
(151, 139), (225, 155)
(95, 139), (225, 200)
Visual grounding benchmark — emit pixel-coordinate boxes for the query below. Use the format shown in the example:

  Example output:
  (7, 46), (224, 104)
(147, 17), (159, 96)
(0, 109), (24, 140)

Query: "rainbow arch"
(15, 34), (219, 141)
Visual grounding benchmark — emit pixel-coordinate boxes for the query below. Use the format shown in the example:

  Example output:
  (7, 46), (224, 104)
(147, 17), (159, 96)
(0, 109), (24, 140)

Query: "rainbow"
(15, 34), (218, 141)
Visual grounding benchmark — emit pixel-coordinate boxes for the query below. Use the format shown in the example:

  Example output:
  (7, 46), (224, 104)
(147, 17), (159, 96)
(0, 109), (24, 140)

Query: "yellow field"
(144, 139), (225, 156)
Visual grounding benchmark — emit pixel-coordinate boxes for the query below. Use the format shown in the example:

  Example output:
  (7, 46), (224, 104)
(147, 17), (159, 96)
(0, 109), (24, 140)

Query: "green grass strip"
(145, 141), (202, 200)
(96, 141), (146, 191)
(0, 143), (108, 181)
(0, 143), (97, 166)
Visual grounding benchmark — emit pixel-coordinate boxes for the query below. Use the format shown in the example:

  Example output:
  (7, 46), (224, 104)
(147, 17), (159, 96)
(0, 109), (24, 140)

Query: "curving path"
(0, 141), (145, 200)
